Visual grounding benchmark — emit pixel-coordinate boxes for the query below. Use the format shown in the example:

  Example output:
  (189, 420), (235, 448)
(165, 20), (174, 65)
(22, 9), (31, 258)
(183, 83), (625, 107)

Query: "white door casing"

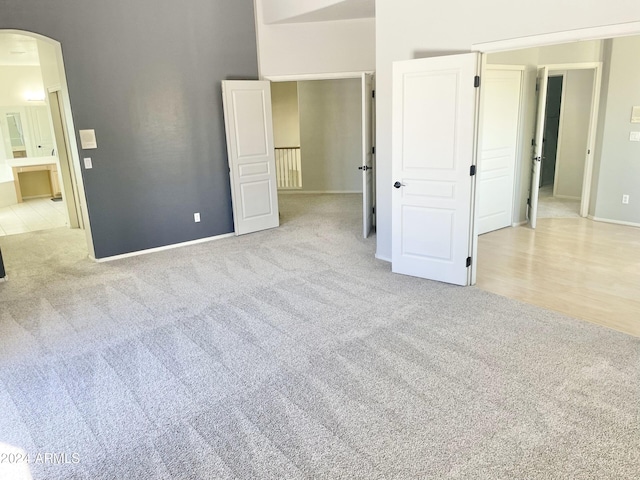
(392, 53), (479, 286)
(529, 67), (549, 229)
(362, 73), (374, 238)
(477, 67), (523, 235)
(222, 80), (280, 236)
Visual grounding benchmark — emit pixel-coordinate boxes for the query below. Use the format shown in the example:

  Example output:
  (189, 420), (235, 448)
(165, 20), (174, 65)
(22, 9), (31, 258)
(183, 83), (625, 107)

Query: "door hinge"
(470, 165), (476, 176)
(372, 146), (375, 154)
(372, 206), (375, 214)
(372, 90), (375, 98)
(466, 257), (472, 268)
(474, 76), (480, 88)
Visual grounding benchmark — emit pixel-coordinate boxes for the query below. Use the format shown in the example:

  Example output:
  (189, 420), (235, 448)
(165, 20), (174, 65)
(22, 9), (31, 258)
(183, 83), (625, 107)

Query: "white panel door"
(361, 73), (374, 238)
(392, 53), (479, 286)
(222, 81), (279, 236)
(477, 68), (522, 235)
(529, 67), (549, 229)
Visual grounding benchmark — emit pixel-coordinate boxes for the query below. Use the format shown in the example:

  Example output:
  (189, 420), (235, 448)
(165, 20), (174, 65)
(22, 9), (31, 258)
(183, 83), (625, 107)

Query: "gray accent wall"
(1, 0), (258, 258)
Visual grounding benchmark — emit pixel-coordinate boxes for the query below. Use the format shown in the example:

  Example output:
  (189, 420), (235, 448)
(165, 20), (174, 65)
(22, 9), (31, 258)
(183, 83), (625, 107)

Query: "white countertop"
(7, 156), (58, 168)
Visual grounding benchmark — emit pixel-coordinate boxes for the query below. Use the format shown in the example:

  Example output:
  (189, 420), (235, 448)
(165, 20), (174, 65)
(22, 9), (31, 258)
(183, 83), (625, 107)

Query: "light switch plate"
(632, 106), (640, 123)
(84, 157), (93, 169)
(79, 129), (97, 149)
(630, 131), (640, 142)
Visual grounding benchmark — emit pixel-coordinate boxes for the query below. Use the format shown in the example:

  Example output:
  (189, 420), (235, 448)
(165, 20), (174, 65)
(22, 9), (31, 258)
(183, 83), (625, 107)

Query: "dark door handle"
(394, 181), (404, 188)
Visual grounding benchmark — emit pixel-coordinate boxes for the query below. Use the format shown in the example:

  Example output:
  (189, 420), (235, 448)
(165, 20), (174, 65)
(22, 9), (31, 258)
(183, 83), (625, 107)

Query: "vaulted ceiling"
(261, 0), (375, 25)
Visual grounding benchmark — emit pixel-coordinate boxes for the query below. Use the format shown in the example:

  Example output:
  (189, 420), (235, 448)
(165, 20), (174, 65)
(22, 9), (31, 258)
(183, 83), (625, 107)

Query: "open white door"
(361, 73), (374, 238)
(222, 80), (279, 236)
(476, 67), (523, 235)
(529, 67), (549, 229)
(392, 53), (479, 286)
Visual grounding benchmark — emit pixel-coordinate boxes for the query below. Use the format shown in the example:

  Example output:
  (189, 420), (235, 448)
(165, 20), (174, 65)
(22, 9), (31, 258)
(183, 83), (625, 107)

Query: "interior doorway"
(0, 30), (92, 255)
(269, 74), (375, 238)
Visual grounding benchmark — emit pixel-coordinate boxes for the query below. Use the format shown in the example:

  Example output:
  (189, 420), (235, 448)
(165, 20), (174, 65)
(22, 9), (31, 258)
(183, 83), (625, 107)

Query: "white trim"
(93, 232), (235, 262)
(472, 21), (640, 53)
(588, 216), (640, 229)
(277, 190), (362, 194)
(0, 276), (7, 282)
(512, 220), (528, 227)
(375, 253), (391, 263)
(264, 71), (374, 82)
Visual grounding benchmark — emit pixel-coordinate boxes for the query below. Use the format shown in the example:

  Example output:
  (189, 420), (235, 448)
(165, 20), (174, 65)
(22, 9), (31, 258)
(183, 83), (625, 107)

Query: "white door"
(361, 73), (374, 238)
(392, 53), (479, 286)
(222, 80), (279, 236)
(529, 67), (549, 229)
(477, 68), (522, 235)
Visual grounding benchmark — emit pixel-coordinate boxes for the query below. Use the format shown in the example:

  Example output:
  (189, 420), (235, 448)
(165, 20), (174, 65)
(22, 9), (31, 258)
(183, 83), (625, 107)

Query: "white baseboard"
(588, 215), (640, 229)
(0, 276), (7, 282)
(278, 190), (362, 195)
(22, 194), (55, 200)
(375, 253), (391, 263)
(512, 220), (527, 227)
(94, 232), (235, 263)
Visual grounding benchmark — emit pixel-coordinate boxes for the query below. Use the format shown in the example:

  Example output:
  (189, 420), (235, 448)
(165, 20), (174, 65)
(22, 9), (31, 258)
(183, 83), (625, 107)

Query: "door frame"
(48, 88), (83, 229)
(538, 63), (602, 217)
(262, 71), (376, 234)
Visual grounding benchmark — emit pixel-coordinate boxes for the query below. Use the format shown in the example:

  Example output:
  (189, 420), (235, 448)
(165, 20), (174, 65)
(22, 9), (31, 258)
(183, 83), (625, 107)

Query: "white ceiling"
(0, 33), (40, 66)
(267, 0), (375, 24)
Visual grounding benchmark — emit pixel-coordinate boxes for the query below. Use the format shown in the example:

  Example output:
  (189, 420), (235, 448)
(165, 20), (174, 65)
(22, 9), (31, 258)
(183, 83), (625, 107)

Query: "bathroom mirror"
(6, 113), (25, 148)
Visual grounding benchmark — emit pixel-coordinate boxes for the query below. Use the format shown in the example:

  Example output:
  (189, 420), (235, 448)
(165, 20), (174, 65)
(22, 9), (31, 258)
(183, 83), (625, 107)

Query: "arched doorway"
(0, 30), (93, 257)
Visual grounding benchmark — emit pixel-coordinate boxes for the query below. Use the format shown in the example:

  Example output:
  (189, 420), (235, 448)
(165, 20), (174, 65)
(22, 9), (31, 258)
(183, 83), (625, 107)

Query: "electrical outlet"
(194, 212), (201, 222)
(622, 195), (629, 205)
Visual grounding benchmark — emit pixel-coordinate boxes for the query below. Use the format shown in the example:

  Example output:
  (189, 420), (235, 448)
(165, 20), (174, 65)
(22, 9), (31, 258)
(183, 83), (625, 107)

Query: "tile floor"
(0, 197), (68, 236)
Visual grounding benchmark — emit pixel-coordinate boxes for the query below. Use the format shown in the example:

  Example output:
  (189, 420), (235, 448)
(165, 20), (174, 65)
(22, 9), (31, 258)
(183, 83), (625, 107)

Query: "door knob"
(393, 181), (404, 188)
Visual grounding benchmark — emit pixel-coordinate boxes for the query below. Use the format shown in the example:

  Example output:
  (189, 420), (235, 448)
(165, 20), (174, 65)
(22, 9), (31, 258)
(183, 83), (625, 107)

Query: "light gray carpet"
(537, 186), (581, 218)
(0, 194), (638, 479)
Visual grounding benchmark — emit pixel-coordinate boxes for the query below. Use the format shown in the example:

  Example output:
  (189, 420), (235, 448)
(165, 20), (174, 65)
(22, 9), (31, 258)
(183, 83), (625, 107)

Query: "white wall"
(255, 0), (375, 77)
(375, 0), (640, 260)
(0, 65), (44, 106)
(37, 39), (61, 90)
(271, 81), (300, 147)
(554, 69), (594, 199)
(594, 36), (640, 224)
(298, 79), (362, 192)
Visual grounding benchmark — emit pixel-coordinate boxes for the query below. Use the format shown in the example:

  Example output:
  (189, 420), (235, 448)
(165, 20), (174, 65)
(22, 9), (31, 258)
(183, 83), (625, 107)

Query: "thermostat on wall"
(79, 129), (98, 149)
(632, 106), (640, 124)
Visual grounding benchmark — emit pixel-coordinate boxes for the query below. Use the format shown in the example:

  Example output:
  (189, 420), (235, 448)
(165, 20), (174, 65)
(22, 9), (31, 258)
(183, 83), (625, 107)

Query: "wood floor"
(476, 217), (640, 337)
